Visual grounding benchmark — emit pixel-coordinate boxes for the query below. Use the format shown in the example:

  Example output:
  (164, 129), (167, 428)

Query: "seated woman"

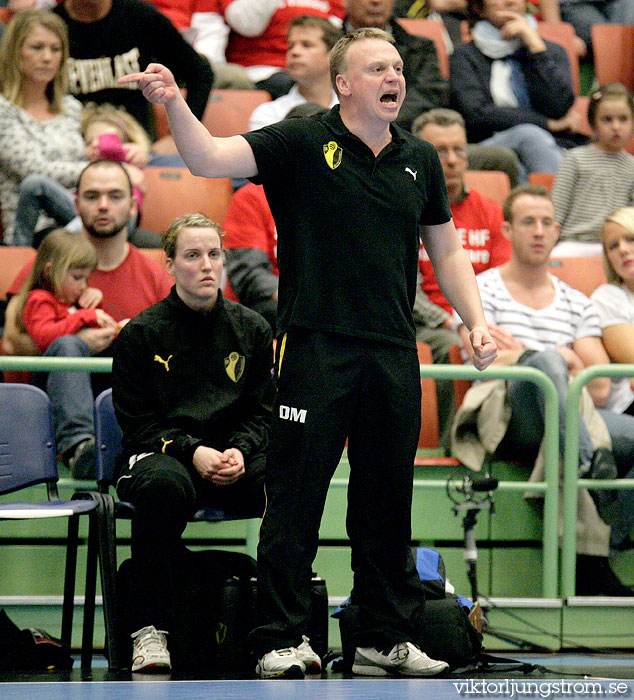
(449, 0), (585, 180)
(591, 208), (634, 417)
(0, 10), (87, 245)
(591, 206), (634, 549)
(112, 213), (274, 673)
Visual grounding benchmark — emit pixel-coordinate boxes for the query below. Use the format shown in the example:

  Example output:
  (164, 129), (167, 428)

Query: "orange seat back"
(141, 167), (233, 236)
(463, 170), (511, 206)
(395, 18), (450, 78)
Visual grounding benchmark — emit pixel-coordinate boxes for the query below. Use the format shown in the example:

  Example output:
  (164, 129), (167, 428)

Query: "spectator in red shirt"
(2, 160), (173, 477)
(223, 182), (278, 331)
(413, 108), (511, 314)
(412, 108), (510, 447)
(146, 0), (255, 88)
(221, 0), (344, 97)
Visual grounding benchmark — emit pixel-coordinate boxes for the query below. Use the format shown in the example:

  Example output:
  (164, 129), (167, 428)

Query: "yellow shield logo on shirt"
(323, 141), (342, 170)
(225, 352), (245, 382)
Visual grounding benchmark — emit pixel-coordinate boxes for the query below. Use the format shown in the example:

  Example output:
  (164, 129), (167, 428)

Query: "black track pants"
(250, 329), (427, 656)
(117, 451), (265, 631)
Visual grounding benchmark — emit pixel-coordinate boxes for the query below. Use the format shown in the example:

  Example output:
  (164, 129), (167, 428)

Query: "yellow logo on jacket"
(225, 352), (245, 382)
(323, 141), (342, 170)
(154, 354), (173, 371)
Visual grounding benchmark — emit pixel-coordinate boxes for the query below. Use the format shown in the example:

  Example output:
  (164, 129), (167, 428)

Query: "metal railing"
(0, 356), (112, 373)
(0, 356), (261, 558)
(333, 364), (561, 598)
(1, 358), (561, 595)
(562, 364), (634, 598)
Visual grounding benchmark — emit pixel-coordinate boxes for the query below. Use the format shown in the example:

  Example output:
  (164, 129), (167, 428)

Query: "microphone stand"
(449, 474), (553, 652)
(456, 500), (485, 603)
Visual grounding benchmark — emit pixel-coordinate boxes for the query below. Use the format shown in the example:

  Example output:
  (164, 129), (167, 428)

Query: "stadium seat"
(548, 256), (606, 296)
(591, 24), (634, 93)
(141, 167), (233, 235)
(463, 170), (511, 206)
(416, 342), (463, 467)
(0, 384), (103, 668)
(138, 247), (166, 266)
(395, 18), (450, 78)
(0, 246), (36, 300)
(528, 172), (556, 190)
(202, 89), (272, 136)
(152, 89), (271, 139)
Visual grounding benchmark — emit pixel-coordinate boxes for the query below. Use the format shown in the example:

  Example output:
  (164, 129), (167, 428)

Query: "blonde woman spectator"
(589, 207), (634, 548)
(591, 208), (634, 416)
(0, 9), (87, 244)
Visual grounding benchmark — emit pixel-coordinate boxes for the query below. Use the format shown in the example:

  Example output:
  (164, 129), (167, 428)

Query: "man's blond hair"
(329, 28), (394, 96)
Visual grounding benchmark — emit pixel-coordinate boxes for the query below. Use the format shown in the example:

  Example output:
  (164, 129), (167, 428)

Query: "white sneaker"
(131, 626), (171, 673)
(296, 635), (322, 674)
(256, 647), (306, 679)
(352, 641), (448, 677)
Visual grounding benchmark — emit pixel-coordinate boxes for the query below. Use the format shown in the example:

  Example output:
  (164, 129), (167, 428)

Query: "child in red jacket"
(13, 228), (118, 353)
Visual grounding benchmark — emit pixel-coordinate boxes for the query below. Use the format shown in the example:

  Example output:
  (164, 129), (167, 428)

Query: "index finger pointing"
(118, 72), (144, 85)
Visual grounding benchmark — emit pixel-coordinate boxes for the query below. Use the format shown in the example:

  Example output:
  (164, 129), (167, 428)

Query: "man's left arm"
(570, 335), (612, 408)
(421, 219), (497, 370)
(525, 41), (575, 120)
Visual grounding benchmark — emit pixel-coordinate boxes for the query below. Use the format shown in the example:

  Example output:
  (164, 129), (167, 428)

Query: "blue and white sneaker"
(352, 641), (448, 677)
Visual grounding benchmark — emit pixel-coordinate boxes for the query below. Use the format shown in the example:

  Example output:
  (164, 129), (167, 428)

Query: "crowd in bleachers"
(2, 0), (634, 617)
(4, 0), (634, 679)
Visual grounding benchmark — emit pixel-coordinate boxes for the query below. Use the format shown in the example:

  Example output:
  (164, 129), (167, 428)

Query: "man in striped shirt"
(456, 183), (634, 596)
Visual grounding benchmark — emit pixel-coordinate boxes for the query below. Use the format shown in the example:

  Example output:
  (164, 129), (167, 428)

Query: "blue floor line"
(2, 679), (634, 700)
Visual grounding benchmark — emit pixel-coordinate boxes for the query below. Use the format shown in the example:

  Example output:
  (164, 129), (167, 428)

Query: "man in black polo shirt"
(122, 28), (497, 679)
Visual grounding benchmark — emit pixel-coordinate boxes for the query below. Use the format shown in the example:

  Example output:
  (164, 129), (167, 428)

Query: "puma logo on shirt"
(154, 354), (173, 371)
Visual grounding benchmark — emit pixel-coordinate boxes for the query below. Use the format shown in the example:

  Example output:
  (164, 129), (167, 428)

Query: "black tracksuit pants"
(250, 329), (427, 656)
(116, 451), (265, 633)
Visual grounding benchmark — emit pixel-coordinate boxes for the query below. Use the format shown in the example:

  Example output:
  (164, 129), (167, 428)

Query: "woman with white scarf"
(449, 0), (584, 180)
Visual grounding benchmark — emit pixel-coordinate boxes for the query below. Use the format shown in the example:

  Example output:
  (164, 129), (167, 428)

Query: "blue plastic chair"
(0, 383), (103, 668)
(92, 388), (263, 669)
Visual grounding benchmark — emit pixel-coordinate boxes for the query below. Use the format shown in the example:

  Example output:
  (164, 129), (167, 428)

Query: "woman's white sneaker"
(295, 635), (322, 673)
(256, 647), (306, 678)
(352, 641), (449, 676)
(131, 626), (171, 673)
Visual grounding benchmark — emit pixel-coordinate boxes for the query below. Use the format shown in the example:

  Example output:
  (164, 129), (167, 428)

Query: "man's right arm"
(119, 64), (257, 179)
(458, 321), (523, 366)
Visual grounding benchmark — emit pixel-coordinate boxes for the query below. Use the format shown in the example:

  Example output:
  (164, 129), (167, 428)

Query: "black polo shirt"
(242, 105), (451, 348)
